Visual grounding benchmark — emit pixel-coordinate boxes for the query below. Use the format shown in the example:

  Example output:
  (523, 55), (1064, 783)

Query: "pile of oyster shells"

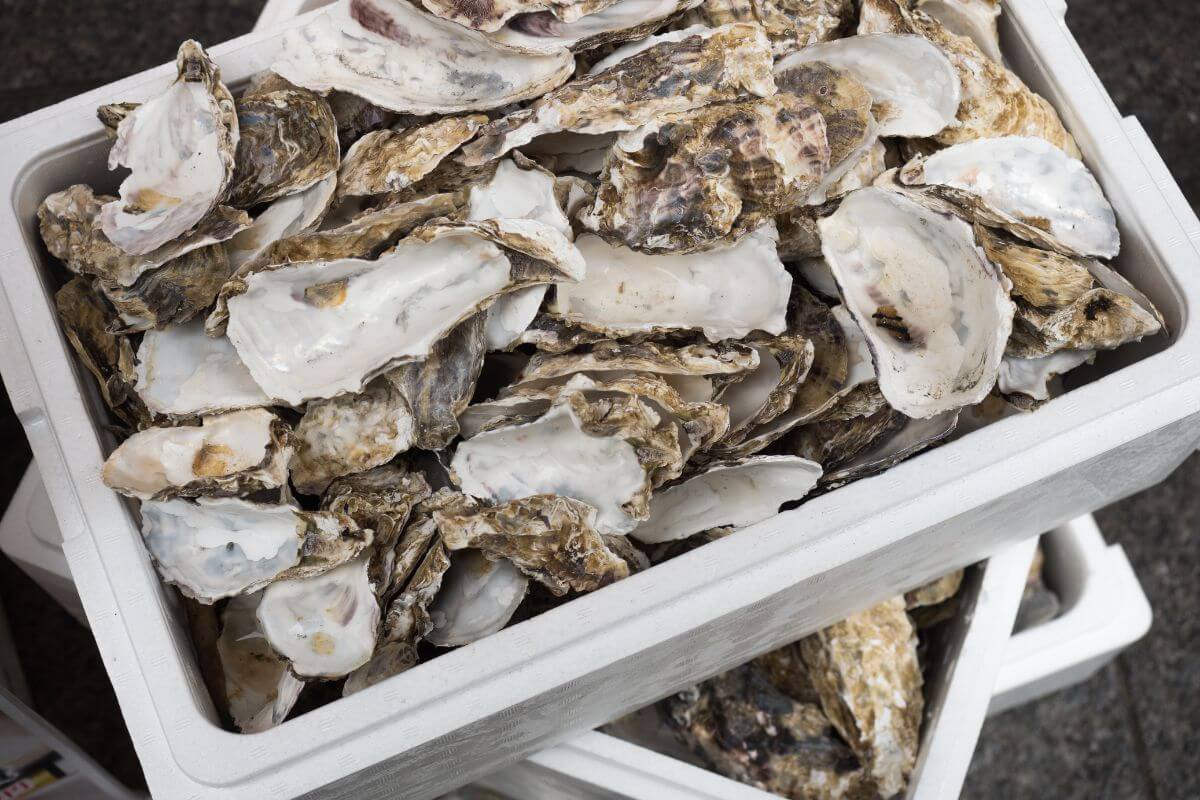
(613, 571), (963, 799)
(42, 0), (1162, 734)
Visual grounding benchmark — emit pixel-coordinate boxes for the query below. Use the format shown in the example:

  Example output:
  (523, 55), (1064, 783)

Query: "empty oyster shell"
(421, 0), (621, 31)
(225, 175), (337, 272)
(427, 550), (529, 647)
(39, 184), (249, 288)
(679, 0), (852, 56)
(227, 82), (340, 208)
(629, 456), (822, 544)
(859, 0), (1079, 156)
(134, 320), (270, 418)
(665, 664), (871, 798)
(819, 187), (1014, 418)
(102, 409), (291, 500)
(452, 390), (680, 534)
(776, 33), (960, 138)
(998, 349), (1095, 405)
(55, 276), (148, 429)
(271, 0), (574, 114)
(100, 41), (241, 256)
(140, 497), (369, 604)
(337, 114), (488, 200)
(977, 228), (1160, 358)
(459, 23), (776, 166)
(916, 0), (1001, 63)
(586, 96), (831, 252)
(799, 596), (923, 798)
(551, 224), (791, 341)
(772, 61), (876, 205)
(223, 219), (584, 404)
(258, 555), (381, 679)
(435, 494), (630, 594)
(819, 409), (960, 487)
(710, 336), (814, 447)
(96, 243), (231, 332)
(485, 0), (704, 54)
(216, 592), (304, 733)
(897, 136), (1119, 258)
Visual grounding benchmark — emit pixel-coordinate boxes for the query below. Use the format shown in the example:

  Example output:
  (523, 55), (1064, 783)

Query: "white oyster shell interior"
(226, 174), (337, 272)
(551, 224), (791, 341)
(426, 551), (529, 647)
(257, 556), (381, 679)
(217, 592), (304, 733)
(820, 187), (1014, 419)
(630, 456), (823, 544)
(999, 349), (1095, 401)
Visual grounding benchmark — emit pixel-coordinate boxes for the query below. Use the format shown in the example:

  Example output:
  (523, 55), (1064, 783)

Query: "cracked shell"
(586, 96), (831, 253)
(217, 592), (304, 733)
(819, 187), (1014, 419)
(435, 494), (630, 595)
(103, 409), (292, 500)
(100, 41), (240, 256)
(458, 23), (776, 166)
(271, 0), (574, 114)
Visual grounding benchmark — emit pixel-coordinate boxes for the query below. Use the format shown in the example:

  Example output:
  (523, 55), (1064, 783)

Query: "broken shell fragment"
(458, 23), (776, 166)
(898, 136), (1120, 258)
(799, 596), (923, 798)
(337, 115), (488, 199)
(271, 0), (575, 114)
(100, 41), (240, 256)
(629, 456), (822, 544)
(102, 409), (292, 500)
(257, 555), (381, 679)
(436, 494), (630, 595)
(819, 187), (1014, 419)
(587, 96), (831, 252)
(427, 551), (529, 647)
(776, 33), (960, 138)
(217, 592), (304, 733)
(551, 225), (791, 341)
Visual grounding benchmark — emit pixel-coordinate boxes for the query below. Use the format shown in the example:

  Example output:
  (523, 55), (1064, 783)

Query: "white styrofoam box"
(0, 466), (88, 626)
(477, 540), (1039, 800)
(253, 0), (330, 28)
(0, 1), (1197, 798)
(989, 515), (1152, 715)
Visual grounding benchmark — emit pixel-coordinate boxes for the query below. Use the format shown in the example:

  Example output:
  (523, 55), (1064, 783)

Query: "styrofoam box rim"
(0, 2), (1196, 797)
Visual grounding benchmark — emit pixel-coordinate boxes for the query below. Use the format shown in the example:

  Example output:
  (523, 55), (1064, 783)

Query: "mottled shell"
(485, 0), (705, 55)
(338, 115), (488, 199)
(679, 0), (852, 56)
(420, 0), (622, 31)
(97, 243), (231, 332)
(586, 95), (831, 253)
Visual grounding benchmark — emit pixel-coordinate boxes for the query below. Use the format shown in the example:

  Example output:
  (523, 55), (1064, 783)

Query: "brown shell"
(798, 597), (923, 797)
(520, 339), (761, 382)
(587, 95), (832, 253)
(434, 494), (630, 595)
(707, 334), (814, 451)
(337, 114), (488, 199)
(679, 0), (852, 56)
(788, 404), (906, 471)
(421, 0), (621, 32)
(859, 0), (1080, 157)
(97, 243), (231, 332)
(904, 569), (964, 609)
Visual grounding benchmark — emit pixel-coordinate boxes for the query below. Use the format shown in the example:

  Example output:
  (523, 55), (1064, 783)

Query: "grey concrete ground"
(0, 1), (1195, 797)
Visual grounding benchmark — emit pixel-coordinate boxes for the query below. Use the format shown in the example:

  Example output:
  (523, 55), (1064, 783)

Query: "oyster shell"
(216, 592), (304, 733)
(139, 497), (369, 604)
(665, 664), (871, 799)
(586, 96), (831, 252)
(133, 320), (271, 418)
(710, 337), (814, 447)
(426, 551), (529, 647)
(977, 228), (1160, 358)
(551, 225), (791, 341)
(916, 0), (1001, 63)
(679, 0), (852, 56)
(100, 41), (241, 256)
(257, 555), (381, 679)
(96, 243), (231, 332)
(775, 205), (825, 261)
(819, 409), (960, 487)
(998, 349), (1095, 404)
(485, 0), (705, 54)
(336, 114), (488, 199)
(771, 61), (875, 205)
(225, 175), (337, 272)
(775, 33), (960, 138)
(858, 0), (1079, 156)
(435, 494), (631, 594)
(904, 569), (963, 609)
(102, 409), (292, 500)
(629, 456), (822, 544)
(799, 596), (923, 798)
(459, 23), (776, 166)
(897, 136), (1119, 258)
(452, 391), (680, 534)
(521, 131), (615, 175)
(223, 219), (584, 404)
(271, 0), (574, 114)
(227, 82), (340, 208)
(39, 184), (249, 288)
(420, 0), (620, 31)
(55, 277), (148, 429)
(819, 187), (1014, 418)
